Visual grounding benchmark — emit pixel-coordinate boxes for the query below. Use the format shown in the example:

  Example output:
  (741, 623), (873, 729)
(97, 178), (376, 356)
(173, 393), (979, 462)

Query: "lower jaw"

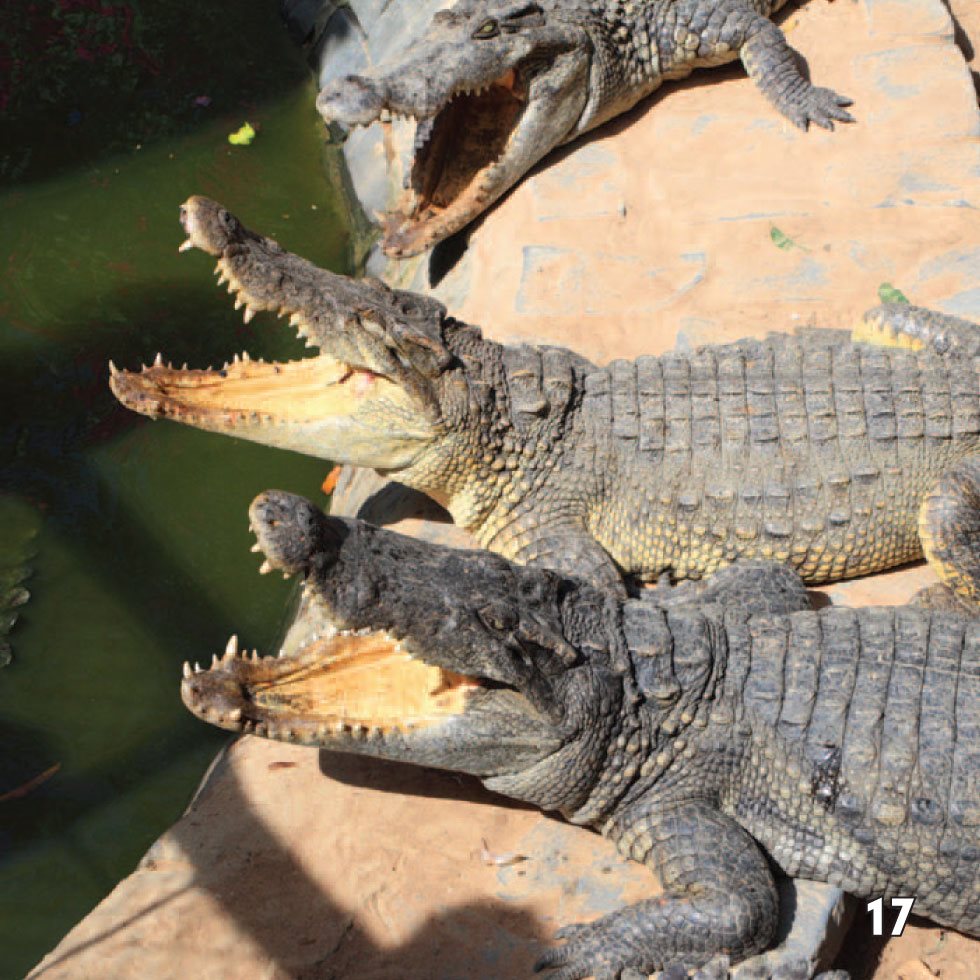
(384, 179), (498, 257)
(385, 107), (523, 255)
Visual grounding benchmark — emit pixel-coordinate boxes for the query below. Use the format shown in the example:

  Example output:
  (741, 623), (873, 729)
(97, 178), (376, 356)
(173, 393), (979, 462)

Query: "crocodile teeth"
(228, 708), (243, 723)
(182, 661), (192, 679)
(193, 661), (202, 673)
(225, 634), (239, 656)
(108, 360), (119, 377)
(259, 560), (273, 575)
(154, 352), (163, 367)
(217, 271), (228, 286)
(250, 543), (262, 553)
(211, 654), (220, 668)
(243, 307), (256, 324)
(234, 297), (243, 310)
(178, 238), (194, 252)
(242, 351), (250, 363)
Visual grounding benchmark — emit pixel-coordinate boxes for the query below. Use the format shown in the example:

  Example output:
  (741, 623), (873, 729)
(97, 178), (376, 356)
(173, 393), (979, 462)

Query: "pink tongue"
(351, 371), (377, 397)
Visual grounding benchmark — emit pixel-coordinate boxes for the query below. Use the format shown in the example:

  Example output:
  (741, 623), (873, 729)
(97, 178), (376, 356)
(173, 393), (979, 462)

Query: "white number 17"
(867, 896), (915, 936)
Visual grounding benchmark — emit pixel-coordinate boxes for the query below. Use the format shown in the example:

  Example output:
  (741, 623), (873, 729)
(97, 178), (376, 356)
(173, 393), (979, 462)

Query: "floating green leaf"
(227, 122), (256, 146)
(877, 282), (910, 305)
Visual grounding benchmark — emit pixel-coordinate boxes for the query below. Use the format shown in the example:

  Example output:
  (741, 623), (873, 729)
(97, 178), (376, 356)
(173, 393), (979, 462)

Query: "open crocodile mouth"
(180, 487), (564, 757)
(377, 68), (528, 257)
(180, 628), (485, 743)
(108, 256), (392, 428)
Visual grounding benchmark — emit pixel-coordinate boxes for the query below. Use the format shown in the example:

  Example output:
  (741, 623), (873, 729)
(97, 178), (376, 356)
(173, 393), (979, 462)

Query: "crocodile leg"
(647, 560), (812, 617)
(535, 801), (779, 978)
(739, 16), (853, 130)
(851, 301), (980, 613)
(498, 524), (628, 596)
(917, 455), (980, 611)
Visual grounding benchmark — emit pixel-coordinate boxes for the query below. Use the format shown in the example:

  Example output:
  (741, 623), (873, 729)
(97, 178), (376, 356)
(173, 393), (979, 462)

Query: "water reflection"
(0, 5), (352, 973)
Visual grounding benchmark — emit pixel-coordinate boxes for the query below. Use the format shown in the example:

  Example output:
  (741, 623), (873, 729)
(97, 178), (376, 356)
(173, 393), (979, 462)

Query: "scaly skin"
(110, 198), (980, 606)
(180, 491), (980, 978)
(317, 0), (854, 256)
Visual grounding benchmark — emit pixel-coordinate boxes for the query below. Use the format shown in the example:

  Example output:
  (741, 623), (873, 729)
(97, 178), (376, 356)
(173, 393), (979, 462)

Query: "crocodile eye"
(472, 18), (499, 39)
(477, 602), (516, 632)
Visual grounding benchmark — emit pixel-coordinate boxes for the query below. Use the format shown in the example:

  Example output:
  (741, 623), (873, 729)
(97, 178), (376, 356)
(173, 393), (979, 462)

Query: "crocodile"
(316, 0), (854, 257)
(180, 488), (980, 977)
(110, 197), (980, 607)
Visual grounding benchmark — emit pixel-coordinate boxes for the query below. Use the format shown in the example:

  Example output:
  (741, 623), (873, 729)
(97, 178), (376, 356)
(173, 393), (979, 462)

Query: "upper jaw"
(171, 196), (451, 375)
(316, 53), (532, 126)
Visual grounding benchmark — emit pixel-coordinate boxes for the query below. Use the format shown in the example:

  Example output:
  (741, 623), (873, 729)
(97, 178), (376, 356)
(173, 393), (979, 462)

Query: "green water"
(0, 5), (353, 974)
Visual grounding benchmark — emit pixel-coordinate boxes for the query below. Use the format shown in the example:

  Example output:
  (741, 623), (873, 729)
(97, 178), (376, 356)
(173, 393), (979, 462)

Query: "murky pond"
(0, 5), (353, 974)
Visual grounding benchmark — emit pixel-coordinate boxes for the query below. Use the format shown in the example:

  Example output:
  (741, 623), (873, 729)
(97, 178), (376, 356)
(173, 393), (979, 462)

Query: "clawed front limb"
(536, 801), (779, 979)
(740, 18), (853, 130)
(510, 525), (628, 596)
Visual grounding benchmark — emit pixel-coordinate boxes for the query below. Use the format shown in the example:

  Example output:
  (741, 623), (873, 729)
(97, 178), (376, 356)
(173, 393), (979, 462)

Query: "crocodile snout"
(316, 74), (387, 126)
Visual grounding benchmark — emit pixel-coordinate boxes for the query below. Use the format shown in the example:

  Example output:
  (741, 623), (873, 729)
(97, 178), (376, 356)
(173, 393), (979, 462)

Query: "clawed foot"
(534, 922), (728, 980)
(535, 921), (648, 980)
(537, 937), (850, 979)
(784, 86), (854, 131)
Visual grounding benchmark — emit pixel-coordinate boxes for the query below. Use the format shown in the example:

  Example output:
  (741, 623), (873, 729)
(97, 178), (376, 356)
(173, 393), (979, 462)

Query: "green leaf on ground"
(769, 225), (807, 251)
(877, 282), (910, 305)
(228, 122), (256, 146)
